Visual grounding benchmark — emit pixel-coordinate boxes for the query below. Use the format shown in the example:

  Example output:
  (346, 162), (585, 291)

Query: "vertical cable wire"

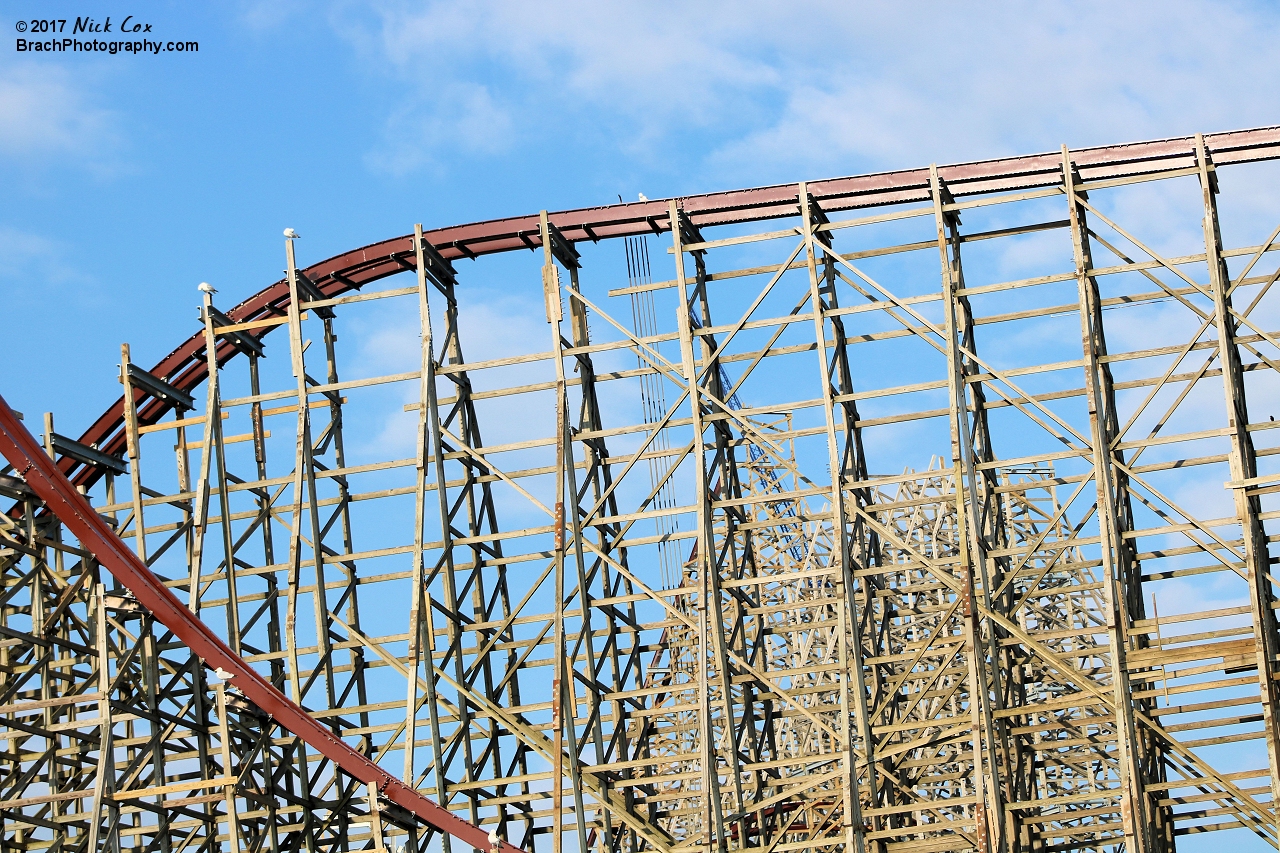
(626, 235), (681, 589)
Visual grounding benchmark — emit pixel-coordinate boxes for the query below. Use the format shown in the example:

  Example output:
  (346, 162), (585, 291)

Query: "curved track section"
(64, 125), (1280, 492)
(10, 125), (1280, 853)
(0, 393), (522, 853)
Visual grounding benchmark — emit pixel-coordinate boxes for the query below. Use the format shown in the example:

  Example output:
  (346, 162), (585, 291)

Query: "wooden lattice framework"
(6, 129), (1280, 853)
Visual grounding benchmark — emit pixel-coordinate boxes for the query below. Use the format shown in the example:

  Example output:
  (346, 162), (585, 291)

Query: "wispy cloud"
(365, 82), (513, 175)
(0, 226), (100, 301)
(707, 2), (1280, 181)
(331, 0), (1280, 184)
(0, 66), (122, 172)
(335, 0), (784, 175)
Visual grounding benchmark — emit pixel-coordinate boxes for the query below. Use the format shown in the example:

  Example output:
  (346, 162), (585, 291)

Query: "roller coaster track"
(0, 392), (521, 853)
(62, 125), (1280, 494)
(8, 124), (1280, 853)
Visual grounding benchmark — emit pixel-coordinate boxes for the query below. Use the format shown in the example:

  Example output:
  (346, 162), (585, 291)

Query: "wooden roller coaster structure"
(6, 128), (1280, 853)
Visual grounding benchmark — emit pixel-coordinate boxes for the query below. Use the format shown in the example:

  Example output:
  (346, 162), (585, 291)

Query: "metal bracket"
(125, 363), (196, 412)
(543, 220), (581, 270)
(206, 306), (267, 358)
(50, 432), (127, 475)
(294, 271), (336, 319)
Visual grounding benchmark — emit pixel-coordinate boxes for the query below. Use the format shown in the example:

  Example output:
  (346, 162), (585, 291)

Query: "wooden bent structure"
(6, 127), (1280, 853)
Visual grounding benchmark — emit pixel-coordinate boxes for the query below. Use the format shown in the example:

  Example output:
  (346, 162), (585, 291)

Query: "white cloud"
(711, 2), (1280, 180)
(335, 0), (786, 173)
(1150, 570), (1249, 622)
(365, 83), (513, 175)
(333, 0), (1280, 184)
(0, 66), (120, 168)
(350, 1), (778, 123)
(0, 226), (100, 300)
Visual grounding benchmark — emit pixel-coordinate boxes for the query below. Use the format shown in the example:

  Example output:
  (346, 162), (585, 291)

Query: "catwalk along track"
(5, 127), (1280, 853)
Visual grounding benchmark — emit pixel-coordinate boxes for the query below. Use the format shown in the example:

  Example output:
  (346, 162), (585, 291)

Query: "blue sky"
(5, 3), (1280, 850)
(4, 0), (1280, 428)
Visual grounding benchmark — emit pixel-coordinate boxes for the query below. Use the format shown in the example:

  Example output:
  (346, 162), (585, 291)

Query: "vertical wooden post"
(421, 591), (453, 853)
(191, 292), (219, 621)
(405, 223), (433, 790)
(215, 684), (242, 853)
(930, 167), (1002, 853)
(287, 239), (339, 711)
(414, 223), (457, 853)
(1061, 148), (1152, 853)
(541, 210), (570, 853)
(669, 200), (729, 852)
(560, 239), (624, 851)
(798, 184), (866, 853)
(88, 586), (119, 853)
(368, 781), (387, 853)
(419, 247), (484, 830)
(1197, 133), (1280, 829)
(282, 235), (310, 706)
(120, 343), (148, 564)
(282, 234), (321, 853)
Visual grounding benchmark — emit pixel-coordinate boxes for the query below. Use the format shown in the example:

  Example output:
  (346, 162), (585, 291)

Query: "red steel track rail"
(0, 392), (522, 853)
(45, 125), (1280, 493)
